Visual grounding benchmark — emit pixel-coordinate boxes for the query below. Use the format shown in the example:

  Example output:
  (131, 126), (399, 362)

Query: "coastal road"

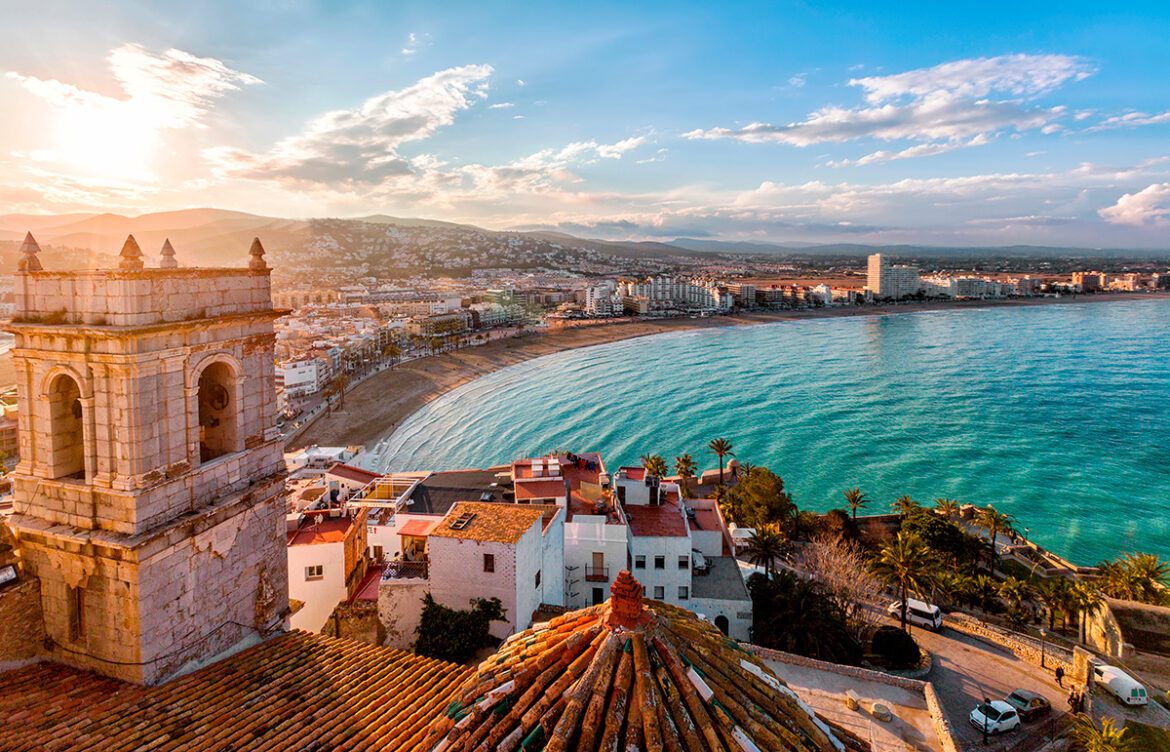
(912, 622), (1068, 751)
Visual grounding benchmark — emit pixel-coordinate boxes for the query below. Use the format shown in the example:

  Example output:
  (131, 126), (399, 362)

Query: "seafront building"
(866, 253), (921, 300)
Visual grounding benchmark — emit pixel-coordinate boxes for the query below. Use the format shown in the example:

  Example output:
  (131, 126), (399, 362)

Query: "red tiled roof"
(619, 466), (646, 481)
(421, 577), (867, 752)
(624, 502), (689, 537)
(397, 519), (436, 538)
(287, 516), (353, 545)
(326, 462), (380, 484)
(0, 631), (473, 752)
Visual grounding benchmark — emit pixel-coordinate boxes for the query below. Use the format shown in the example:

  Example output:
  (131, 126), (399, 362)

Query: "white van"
(886, 598), (944, 631)
(1093, 665), (1148, 706)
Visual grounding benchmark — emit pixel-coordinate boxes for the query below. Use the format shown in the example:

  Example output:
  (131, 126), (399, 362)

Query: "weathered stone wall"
(0, 577), (46, 672)
(947, 612), (1076, 677)
(378, 580), (430, 651)
(13, 269), (273, 326)
(322, 600), (383, 645)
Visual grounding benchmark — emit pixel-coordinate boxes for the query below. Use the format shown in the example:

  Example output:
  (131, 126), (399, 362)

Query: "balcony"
(584, 566), (609, 582)
(382, 560), (428, 580)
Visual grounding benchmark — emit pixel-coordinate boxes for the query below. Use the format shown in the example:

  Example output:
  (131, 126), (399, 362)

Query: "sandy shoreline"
(289, 292), (1167, 452)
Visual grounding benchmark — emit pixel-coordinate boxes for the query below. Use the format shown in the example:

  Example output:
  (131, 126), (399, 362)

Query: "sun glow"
(46, 105), (159, 180)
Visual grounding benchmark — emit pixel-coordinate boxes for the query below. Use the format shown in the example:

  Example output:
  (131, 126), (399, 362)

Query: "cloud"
(205, 64), (493, 188)
(7, 43), (259, 130)
(1099, 183), (1170, 226)
(402, 32), (419, 56)
(596, 136), (647, 158)
(685, 54), (1091, 165)
(788, 73), (806, 88)
(1091, 111), (1170, 131)
(489, 102), (515, 109)
(517, 79), (527, 86)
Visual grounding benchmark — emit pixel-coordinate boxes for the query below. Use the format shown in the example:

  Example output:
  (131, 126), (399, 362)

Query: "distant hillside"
(670, 238), (1169, 259)
(524, 231), (715, 260)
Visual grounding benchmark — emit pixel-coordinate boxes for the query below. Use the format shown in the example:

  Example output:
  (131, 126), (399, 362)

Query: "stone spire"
(17, 232), (42, 272)
(119, 234), (144, 270)
(248, 237), (267, 271)
(159, 238), (178, 268)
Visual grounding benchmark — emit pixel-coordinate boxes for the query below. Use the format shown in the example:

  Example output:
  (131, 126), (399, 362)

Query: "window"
(678, 555), (689, 569)
(67, 586), (85, 641)
(47, 374), (85, 480)
(305, 565), (323, 580)
(653, 586), (665, 600)
(198, 361), (238, 462)
(483, 554), (495, 573)
(535, 570), (541, 588)
(654, 556), (665, 570)
(634, 555), (645, 569)
(678, 586), (689, 600)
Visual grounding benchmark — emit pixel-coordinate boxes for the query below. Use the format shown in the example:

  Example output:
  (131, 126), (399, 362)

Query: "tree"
(1071, 582), (1105, 644)
(1065, 714), (1138, 752)
(642, 454), (669, 479)
(705, 438), (735, 488)
(933, 497), (960, 518)
(673, 453), (697, 497)
(901, 508), (983, 569)
(795, 533), (883, 630)
(1099, 552), (1170, 605)
(326, 372), (351, 410)
(744, 527), (786, 576)
(891, 494), (919, 517)
(871, 532), (937, 632)
(843, 488), (869, 520)
(747, 570), (863, 665)
(1037, 577), (1076, 632)
(414, 594), (506, 664)
(973, 505), (1015, 565)
(721, 466), (796, 530)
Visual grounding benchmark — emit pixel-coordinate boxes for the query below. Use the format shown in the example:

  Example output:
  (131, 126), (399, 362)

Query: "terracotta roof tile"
(0, 631), (473, 752)
(429, 501), (559, 544)
(422, 573), (870, 752)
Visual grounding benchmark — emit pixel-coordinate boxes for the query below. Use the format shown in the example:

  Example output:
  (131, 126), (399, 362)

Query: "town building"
(866, 253), (920, 300)
(286, 505), (369, 631)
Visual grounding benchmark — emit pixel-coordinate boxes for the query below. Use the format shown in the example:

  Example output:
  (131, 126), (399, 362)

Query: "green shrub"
(872, 625), (921, 667)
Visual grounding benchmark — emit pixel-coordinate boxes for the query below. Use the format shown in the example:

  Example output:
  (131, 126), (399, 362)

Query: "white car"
(1094, 664), (1149, 706)
(885, 598), (944, 630)
(969, 701), (1020, 735)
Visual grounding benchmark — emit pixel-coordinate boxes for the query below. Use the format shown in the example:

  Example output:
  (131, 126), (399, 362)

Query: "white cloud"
(1092, 111), (1170, 130)
(402, 32), (419, 55)
(7, 43), (259, 130)
(597, 136), (647, 158)
(685, 54), (1091, 165)
(517, 79), (527, 86)
(788, 73), (806, 88)
(1099, 183), (1170, 226)
(205, 64), (493, 188)
(489, 102), (515, 109)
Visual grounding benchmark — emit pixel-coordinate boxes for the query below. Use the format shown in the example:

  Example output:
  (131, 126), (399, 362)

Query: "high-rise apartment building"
(866, 253), (920, 300)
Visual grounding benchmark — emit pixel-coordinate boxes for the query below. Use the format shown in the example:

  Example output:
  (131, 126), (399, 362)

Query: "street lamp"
(1040, 627), (1048, 670)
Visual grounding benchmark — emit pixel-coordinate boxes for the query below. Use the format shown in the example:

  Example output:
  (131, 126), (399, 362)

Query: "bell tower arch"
(5, 234), (290, 684)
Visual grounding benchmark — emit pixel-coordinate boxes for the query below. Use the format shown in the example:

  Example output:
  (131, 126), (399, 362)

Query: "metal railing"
(584, 566), (609, 582)
(382, 560), (428, 580)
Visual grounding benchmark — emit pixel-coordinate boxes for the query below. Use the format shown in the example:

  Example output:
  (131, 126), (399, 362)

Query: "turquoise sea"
(382, 299), (1170, 566)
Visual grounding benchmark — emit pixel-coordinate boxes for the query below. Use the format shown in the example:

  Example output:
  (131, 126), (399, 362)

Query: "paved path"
(914, 622), (1068, 751)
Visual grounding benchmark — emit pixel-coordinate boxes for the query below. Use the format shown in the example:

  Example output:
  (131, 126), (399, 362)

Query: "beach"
(290, 291), (1165, 452)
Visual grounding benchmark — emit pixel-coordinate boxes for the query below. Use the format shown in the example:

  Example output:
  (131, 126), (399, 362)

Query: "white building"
(617, 275), (733, 313)
(866, 253), (920, 300)
(585, 282), (621, 316)
(287, 507), (368, 632)
(278, 356), (330, 397)
(426, 501), (565, 639)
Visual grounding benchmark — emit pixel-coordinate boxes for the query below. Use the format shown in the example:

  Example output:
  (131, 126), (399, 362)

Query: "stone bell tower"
(5, 234), (289, 684)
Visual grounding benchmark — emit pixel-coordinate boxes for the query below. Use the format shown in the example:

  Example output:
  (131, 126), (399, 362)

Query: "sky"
(3, 1), (1170, 247)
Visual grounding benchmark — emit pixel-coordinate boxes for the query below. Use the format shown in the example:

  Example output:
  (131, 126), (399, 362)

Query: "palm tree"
(1113, 552), (1170, 605)
(1065, 714), (1138, 752)
(933, 497), (960, 518)
(999, 577), (1034, 611)
(642, 454), (669, 479)
(1072, 582), (1105, 644)
(705, 438), (735, 487)
(744, 527), (786, 576)
(1037, 577), (1076, 632)
(891, 494), (919, 517)
(871, 532), (936, 632)
(674, 453), (697, 496)
(973, 505), (1015, 566)
(843, 488), (869, 520)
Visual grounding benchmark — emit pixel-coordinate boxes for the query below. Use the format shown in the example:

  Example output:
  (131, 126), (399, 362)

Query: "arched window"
(197, 362), (238, 463)
(714, 614), (729, 636)
(47, 374), (85, 480)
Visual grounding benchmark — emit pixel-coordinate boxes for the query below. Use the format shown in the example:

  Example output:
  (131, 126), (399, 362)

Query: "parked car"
(885, 598), (944, 631)
(1003, 689), (1051, 721)
(969, 701), (1021, 735)
(1094, 665), (1149, 706)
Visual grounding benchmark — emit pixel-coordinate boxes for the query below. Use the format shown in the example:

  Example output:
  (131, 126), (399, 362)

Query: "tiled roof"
(624, 501), (689, 538)
(514, 478), (568, 500)
(422, 571), (868, 752)
(0, 631), (473, 752)
(326, 462), (381, 484)
(429, 501), (557, 544)
(287, 515), (354, 545)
